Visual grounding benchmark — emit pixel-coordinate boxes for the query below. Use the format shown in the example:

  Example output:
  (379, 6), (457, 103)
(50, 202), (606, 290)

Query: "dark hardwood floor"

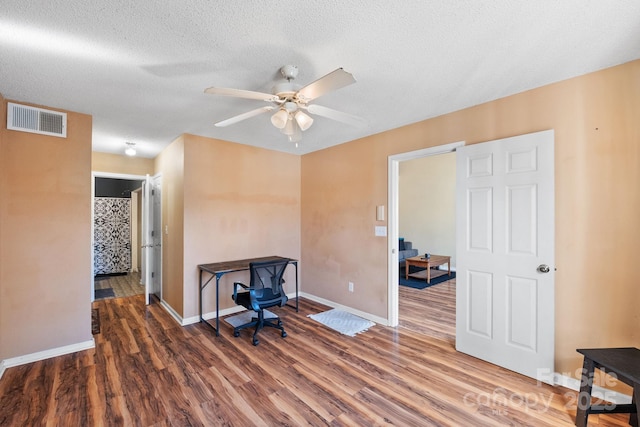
(0, 279), (630, 426)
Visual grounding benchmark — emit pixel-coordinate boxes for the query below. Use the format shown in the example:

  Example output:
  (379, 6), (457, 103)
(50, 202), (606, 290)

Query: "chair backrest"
(248, 259), (290, 310)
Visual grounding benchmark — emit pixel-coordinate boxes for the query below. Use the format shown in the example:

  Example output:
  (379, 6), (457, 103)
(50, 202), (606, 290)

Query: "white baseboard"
(160, 299), (247, 327)
(159, 299), (186, 325)
(160, 290), (305, 327)
(299, 292), (390, 326)
(0, 339), (95, 380)
(554, 373), (632, 405)
(285, 290), (298, 301)
(181, 291), (303, 326)
(181, 290), (304, 326)
(203, 305), (247, 322)
(181, 291), (302, 326)
(183, 305), (247, 326)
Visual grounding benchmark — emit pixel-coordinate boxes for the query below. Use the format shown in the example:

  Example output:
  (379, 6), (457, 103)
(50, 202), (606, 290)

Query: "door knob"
(537, 264), (550, 273)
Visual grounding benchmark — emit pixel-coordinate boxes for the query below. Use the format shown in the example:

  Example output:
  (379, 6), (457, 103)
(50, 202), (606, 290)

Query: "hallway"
(94, 272), (143, 300)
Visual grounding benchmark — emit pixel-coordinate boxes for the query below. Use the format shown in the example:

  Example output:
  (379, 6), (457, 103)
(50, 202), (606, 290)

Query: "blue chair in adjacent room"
(232, 259), (290, 345)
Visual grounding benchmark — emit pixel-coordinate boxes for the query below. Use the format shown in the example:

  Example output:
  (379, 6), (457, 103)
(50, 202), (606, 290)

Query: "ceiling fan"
(204, 65), (366, 145)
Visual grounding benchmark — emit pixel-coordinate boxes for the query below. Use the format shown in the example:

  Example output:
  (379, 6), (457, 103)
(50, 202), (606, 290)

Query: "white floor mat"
(308, 309), (375, 337)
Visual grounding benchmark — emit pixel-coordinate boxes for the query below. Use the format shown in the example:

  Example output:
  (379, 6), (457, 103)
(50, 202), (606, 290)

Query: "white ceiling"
(2, 1), (640, 157)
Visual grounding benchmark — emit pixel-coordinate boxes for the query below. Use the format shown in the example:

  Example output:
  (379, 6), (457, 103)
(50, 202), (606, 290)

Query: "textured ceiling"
(1, 1), (639, 157)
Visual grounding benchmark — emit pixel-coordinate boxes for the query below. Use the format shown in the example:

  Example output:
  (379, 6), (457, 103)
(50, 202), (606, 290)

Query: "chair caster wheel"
(233, 331), (240, 337)
(252, 338), (259, 346)
(281, 331), (287, 338)
(277, 320), (283, 326)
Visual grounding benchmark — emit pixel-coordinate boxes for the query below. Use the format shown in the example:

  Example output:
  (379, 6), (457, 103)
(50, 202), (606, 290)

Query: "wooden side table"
(575, 347), (640, 427)
(404, 254), (451, 284)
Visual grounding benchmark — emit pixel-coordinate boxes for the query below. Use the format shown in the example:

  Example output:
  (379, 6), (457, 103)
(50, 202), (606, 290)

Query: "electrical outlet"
(348, 282), (354, 292)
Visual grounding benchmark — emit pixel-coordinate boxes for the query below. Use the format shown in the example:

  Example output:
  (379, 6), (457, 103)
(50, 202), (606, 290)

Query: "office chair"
(232, 259), (290, 345)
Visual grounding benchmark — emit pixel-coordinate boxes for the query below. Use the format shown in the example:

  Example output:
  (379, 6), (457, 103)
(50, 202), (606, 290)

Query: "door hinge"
(151, 230), (155, 237)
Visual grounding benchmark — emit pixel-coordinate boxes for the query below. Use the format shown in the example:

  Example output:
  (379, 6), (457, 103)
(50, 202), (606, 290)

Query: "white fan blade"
(205, 87), (279, 102)
(296, 68), (356, 101)
(306, 104), (367, 127)
(214, 106), (275, 127)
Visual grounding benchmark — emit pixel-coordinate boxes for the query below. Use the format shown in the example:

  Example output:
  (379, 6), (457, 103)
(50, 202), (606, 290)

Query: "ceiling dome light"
(270, 109), (289, 129)
(294, 110), (313, 131)
(125, 141), (136, 156)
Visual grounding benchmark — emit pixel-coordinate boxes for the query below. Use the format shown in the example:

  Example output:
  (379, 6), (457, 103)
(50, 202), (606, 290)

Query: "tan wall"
(181, 135), (301, 319)
(301, 60), (640, 377)
(301, 139), (388, 309)
(92, 151), (155, 176)
(154, 136), (185, 316)
(0, 98), (93, 360)
(399, 152), (456, 268)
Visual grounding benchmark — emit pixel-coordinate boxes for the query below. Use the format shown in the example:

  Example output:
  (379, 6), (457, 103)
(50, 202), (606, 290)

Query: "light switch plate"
(375, 226), (387, 236)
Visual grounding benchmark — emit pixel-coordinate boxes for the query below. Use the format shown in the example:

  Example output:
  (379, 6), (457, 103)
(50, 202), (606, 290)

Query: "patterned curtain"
(94, 197), (131, 275)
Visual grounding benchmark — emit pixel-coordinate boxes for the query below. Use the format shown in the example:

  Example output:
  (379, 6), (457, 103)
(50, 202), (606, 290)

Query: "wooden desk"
(576, 347), (640, 427)
(405, 254), (451, 284)
(198, 256), (298, 336)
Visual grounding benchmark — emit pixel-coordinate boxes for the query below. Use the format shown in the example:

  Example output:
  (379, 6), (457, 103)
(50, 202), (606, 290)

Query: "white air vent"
(7, 102), (67, 138)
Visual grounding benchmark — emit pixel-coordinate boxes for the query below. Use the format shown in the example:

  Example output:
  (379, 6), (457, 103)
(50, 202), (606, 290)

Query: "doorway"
(397, 151), (457, 340)
(387, 141), (464, 327)
(91, 172), (161, 304)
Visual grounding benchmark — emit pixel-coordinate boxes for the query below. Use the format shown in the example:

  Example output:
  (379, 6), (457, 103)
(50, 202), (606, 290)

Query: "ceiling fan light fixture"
(270, 109), (289, 129)
(205, 66), (362, 149)
(294, 110), (313, 131)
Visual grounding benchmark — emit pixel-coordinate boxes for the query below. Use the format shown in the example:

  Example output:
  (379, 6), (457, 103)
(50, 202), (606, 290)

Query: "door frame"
(387, 141), (465, 326)
(144, 173), (163, 303)
(91, 171), (147, 302)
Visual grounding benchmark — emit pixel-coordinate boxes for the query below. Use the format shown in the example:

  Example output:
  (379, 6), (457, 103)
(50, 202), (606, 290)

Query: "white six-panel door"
(455, 130), (555, 383)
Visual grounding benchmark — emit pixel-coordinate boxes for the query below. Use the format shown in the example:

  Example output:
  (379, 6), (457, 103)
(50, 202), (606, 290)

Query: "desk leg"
(631, 383), (639, 427)
(199, 269), (203, 323)
(405, 261), (409, 280)
(295, 262), (299, 312)
(198, 271), (219, 335)
(285, 262), (299, 312)
(576, 357), (595, 427)
(215, 275), (220, 336)
(427, 262), (431, 284)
